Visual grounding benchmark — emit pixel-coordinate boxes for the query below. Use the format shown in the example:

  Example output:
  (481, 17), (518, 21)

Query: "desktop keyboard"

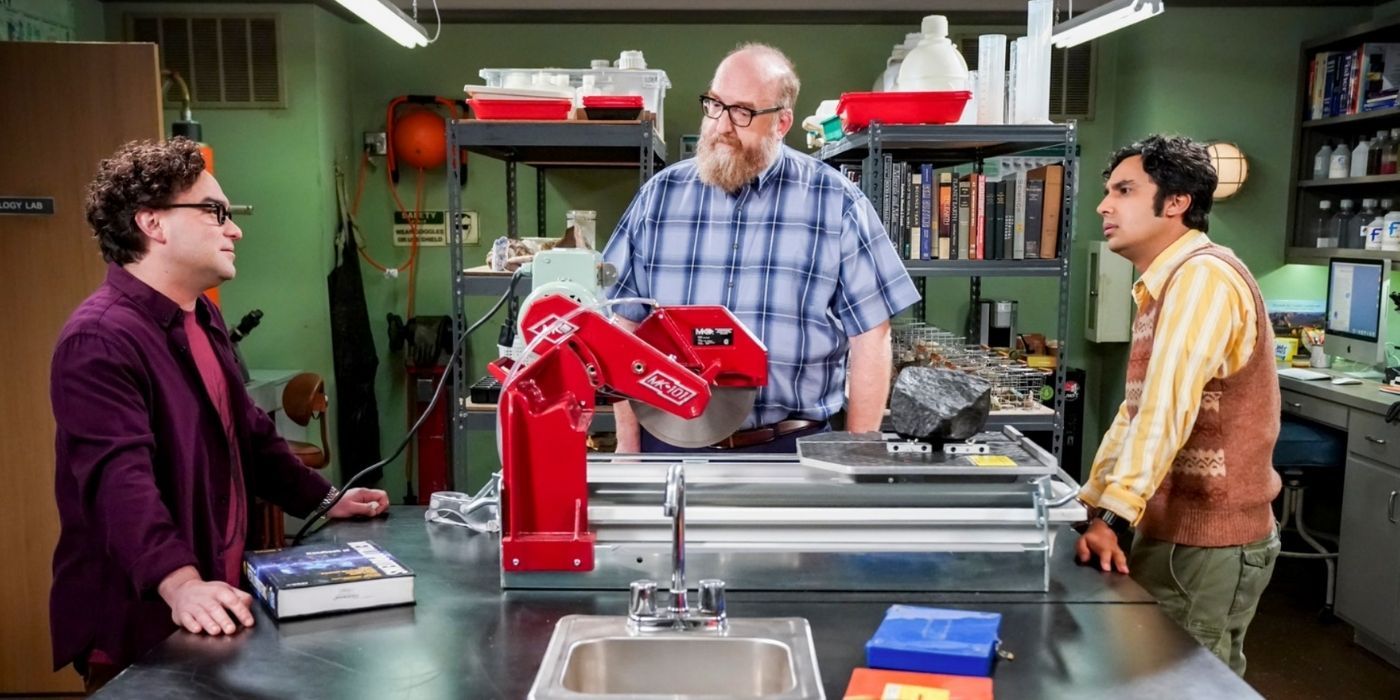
(1277, 368), (1330, 381)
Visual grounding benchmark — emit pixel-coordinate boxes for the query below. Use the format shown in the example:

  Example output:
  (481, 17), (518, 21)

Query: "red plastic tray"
(836, 90), (972, 130)
(468, 98), (572, 121)
(583, 95), (644, 108)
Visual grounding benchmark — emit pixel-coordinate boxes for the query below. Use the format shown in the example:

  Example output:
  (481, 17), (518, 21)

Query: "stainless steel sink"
(529, 615), (825, 699)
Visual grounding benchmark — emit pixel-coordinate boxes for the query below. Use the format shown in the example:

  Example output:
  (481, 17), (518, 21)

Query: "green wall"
(95, 2), (1400, 494)
(2, 0), (104, 40)
(102, 3), (353, 485)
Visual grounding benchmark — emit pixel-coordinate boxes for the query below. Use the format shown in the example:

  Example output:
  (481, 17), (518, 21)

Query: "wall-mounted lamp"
(1205, 141), (1248, 200)
(333, 0), (430, 48)
(1052, 0), (1165, 49)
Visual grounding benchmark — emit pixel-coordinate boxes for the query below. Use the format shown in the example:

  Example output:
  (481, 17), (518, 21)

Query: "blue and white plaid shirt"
(603, 145), (919, 429)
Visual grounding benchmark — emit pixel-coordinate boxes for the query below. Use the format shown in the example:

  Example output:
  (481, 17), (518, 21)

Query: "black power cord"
(291, 268), (524, 545)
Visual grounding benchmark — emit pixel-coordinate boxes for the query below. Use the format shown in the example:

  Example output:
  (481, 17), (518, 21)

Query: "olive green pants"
(1129, 527), (1281, 676)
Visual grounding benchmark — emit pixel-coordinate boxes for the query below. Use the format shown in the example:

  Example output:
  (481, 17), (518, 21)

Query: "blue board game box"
(865, 605), (1002, 677)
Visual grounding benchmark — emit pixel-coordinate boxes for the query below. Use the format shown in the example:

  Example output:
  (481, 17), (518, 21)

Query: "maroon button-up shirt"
(49, 265), (333, 670)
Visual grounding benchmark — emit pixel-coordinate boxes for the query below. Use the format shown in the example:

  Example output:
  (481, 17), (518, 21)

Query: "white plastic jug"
(617, 50), (647, 70)
(896, 16), (969, 92)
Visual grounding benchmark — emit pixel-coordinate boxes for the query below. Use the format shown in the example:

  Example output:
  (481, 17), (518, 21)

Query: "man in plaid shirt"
(603, 43), (918, 452)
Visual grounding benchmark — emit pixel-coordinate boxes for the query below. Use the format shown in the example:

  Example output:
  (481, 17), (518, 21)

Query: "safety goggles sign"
(393, 210), (478, 246)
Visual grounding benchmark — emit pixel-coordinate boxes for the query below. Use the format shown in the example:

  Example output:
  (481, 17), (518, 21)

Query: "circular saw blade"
(632, 386), (757, 449)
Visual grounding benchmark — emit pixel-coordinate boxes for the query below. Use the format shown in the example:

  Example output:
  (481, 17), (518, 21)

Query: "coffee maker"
(969, 299), (1018, 348)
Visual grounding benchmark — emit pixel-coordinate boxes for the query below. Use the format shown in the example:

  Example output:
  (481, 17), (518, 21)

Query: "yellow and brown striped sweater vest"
(1128, 245), (1281, 547)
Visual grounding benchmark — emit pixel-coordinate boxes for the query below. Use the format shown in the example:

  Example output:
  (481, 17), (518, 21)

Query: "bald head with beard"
(696, 44), (799, 193)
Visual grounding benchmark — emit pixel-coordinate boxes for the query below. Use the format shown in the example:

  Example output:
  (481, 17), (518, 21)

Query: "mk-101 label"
(640, 370), (699, 406)
(693, 327), (734, 346)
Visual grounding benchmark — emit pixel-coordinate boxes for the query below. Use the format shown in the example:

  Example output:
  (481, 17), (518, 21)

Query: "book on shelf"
(864, 156), (1065, 264)
(919, 164), (934, 260)
(882, 154), (895, 253)
(1012, 168), (1027, 260)
(1028, 163), (1064, 259)
(1000, 177), (1015, 261)
(244, 540), (415, 620)
(1361, 43), (1400, 112)
(1308, 43), (1400, 119)
(898, 162), (912, 259)
(956, 173), (972, 260)
(937, 172), (953, 260)
(974, 173), (986, 260)
(1024, 174), (1045, 259)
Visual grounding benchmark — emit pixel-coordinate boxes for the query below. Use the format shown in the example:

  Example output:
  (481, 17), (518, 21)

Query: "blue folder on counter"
(865, 605), (1002, 677)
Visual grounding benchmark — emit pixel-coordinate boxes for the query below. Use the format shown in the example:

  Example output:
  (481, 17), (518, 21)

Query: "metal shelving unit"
(446, 120), (1076, 467)
(819, 122), (1079, 460)
(447, 119), (666, 482)
(1287, 17), (1400, 266)
(1284, 246), (1400, 266)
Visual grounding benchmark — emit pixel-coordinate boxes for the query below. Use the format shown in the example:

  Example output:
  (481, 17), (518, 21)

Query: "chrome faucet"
(628, 464), (727, 632)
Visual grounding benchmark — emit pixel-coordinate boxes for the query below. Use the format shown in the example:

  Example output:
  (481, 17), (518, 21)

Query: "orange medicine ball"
(392, 109), (448, 170)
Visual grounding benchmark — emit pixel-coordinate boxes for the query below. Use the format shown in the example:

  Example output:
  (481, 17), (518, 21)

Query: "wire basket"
(891, 322), (1047, 410)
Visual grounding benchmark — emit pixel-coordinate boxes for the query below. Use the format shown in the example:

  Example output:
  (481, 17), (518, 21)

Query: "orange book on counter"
(843, 667), (992, 700)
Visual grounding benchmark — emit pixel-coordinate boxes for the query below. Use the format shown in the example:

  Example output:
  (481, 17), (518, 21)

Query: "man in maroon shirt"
(50, 138), (390, 691)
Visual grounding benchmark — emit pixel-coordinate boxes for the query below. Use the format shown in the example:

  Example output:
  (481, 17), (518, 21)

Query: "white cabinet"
(1085, 241), (1132, 343)
(1336, 453), (1400, 659)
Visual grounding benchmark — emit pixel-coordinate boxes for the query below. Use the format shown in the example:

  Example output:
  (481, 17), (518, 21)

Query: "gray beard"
(696, 134), (781, 193)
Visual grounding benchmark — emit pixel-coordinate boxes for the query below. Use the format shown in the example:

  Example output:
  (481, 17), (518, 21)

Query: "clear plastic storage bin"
(478, 67), (671, 141)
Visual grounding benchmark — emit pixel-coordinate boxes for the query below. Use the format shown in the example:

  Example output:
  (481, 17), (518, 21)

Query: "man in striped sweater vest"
(1075, 135), (1282, 676)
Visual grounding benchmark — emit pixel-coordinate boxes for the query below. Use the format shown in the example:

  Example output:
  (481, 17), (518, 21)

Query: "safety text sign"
(393, 210), (478, 246)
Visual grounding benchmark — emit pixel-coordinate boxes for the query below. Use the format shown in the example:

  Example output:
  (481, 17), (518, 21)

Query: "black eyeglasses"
(154, 201), (233, 226)
(699, 95), (784, 128)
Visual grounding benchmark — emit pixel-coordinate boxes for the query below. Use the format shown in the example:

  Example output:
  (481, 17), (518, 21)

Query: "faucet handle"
(629, 579), (658, 618)
(698, 579), (726, 618)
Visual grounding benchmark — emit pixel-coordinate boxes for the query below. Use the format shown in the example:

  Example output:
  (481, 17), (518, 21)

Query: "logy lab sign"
(0, 197), (55, 216)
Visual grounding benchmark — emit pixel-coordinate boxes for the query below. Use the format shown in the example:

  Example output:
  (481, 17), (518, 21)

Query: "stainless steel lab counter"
(96, 507), (1258, 699)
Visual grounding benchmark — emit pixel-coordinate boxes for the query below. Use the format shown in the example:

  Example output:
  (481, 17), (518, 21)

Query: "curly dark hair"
(1104, 134), (1217, 233)
(85, 138), (206, 265)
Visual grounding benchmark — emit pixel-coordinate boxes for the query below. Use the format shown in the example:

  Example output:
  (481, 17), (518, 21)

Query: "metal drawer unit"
(1280, 389), (1349, 430)
(1336, 453), (1400, 665)
(1347, 409), (1400, 466)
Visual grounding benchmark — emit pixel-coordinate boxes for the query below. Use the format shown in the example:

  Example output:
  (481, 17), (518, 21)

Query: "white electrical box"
(1085, 241), (1134, 343)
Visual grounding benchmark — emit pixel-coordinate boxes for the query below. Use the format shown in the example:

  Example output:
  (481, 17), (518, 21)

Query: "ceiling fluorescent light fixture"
(1052, 0), (1164, 49)
(333, 0), (429, 48)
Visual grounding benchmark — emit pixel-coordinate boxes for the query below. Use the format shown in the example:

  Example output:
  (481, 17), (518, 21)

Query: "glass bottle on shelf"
(1385, 128), (1400, 174)
(1368, 130), (1387, 175)
(1331, 199), (1355, 246)
(1313, 199), (1336, 247)
(1353, 198), (1382, 249)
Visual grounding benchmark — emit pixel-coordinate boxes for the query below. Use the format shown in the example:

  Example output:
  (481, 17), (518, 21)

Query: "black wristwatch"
(1096, 509), (1133, 539)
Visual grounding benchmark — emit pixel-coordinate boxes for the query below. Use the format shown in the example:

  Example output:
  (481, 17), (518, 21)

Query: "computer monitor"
(1323, 257), (1391, 371)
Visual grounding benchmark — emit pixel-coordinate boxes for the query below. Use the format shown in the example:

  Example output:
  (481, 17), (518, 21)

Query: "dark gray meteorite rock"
(890, 367), (992, 443)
